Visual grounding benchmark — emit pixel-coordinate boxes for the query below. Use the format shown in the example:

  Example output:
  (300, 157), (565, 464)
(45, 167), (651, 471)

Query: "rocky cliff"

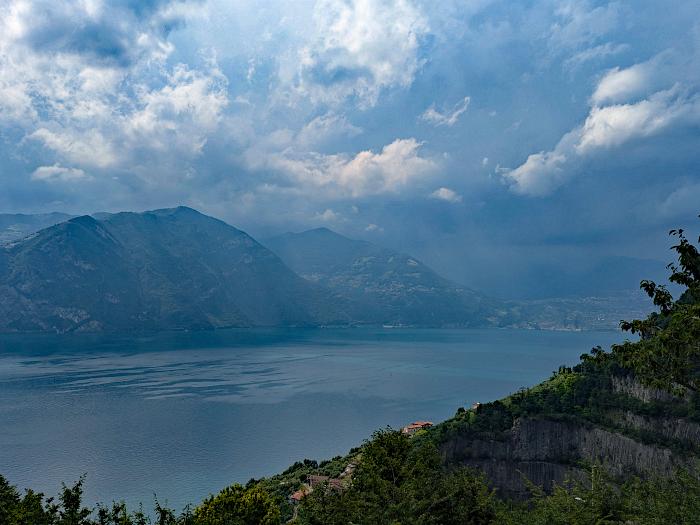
(433, 373), (700, 499)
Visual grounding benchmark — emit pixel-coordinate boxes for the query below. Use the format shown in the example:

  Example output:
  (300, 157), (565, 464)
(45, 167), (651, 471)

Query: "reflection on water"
(0, 327), (625, 511)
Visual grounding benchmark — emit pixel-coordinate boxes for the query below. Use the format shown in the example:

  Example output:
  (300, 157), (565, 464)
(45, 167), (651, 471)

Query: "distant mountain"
(0, 210), (651, 333)
(0, 208), (353, 332)
(0, 212), (74, 243)
(264, 228), (502, 327)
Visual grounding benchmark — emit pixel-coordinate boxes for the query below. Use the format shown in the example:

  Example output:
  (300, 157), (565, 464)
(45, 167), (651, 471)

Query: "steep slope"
(0, 208), (352, 332)
(265, 228), (501, 327)
(0, 212), (74, 243)
(433, 370), (699, 499)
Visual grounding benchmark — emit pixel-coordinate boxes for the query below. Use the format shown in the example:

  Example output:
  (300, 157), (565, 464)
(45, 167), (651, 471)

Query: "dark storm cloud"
(15, 0), (198, 66)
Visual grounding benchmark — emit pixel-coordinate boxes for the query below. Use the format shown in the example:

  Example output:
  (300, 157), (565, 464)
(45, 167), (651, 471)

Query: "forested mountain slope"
(0, 207), (353, 332)
(265, 227), (502, 327)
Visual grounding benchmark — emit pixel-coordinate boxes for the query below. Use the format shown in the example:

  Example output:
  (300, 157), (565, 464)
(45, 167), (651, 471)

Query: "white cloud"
(29, 128), (117, 168)
(548, 1), (623, 52)
(124, 63), (229, 155)
(252, 137), (437, 198)
(365, 223), (383, 232)
(31, 164), (89, 182)
(505, 146), (570, 197)
(591, 60), (656, 105)
(564, 42), (629, 71)
(289, 0), (430, 107)
(578, 86), (700, 154)
(0, 0), (227, 184)
(315, 208), (340, 221)
(429, 186), (463, 203)
(295, 112), (362, 147)
(507, 52), (700, 196)
(420, 96), (470, 127)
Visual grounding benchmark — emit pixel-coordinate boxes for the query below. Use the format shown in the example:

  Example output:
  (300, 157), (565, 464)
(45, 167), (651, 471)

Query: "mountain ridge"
(0, 208), (651, 332)
(264, 227), (501, 327)
(0, 207), (355, 333)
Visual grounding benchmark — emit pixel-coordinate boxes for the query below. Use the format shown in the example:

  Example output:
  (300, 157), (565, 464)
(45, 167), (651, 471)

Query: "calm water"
(0, 327), (625, 510)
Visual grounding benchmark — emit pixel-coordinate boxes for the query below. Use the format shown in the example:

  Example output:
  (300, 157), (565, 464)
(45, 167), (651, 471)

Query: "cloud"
(253, 138), (437, 198)
(29, 128), (117, 168)
(506, 52), (700, 196)
(295, 112), (362, 148)
(24, 62), (228, 172)
(591, 59), (657, 105)
(659, 182), (700, 219)
(420, 96), (470, 127)
(288, 0), (430, 107)
(0, 0), (224, 186)
(504, 142), (571, 197)
(429, 186), (462, 203)
(365, 223), (382, 232)
(314, 208), (340, 222)
(563, 42), (630, 71)
(577, 86), (700, 154)
(124, 63), (229, 155)
(0, 0), (193, 68)
(31, 164), (89, 182)
(548, 1), (623, 53)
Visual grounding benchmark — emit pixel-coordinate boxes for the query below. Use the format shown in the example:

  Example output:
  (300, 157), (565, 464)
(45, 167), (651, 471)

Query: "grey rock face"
(441, 416), (688, 499)
(611, 375), (682, 403)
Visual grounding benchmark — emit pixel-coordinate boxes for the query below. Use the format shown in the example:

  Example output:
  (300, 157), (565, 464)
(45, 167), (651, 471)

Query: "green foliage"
(497, 464), (700, 525)
(601, 225), (700, 395)
(498, 465), (622, 525)
(0, 475), (277, 525)
(296, 428), (498, 525)
(194, 484), (279, 525)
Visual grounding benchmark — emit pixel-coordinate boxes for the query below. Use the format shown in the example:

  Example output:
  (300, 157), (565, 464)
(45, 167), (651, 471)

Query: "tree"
(194, 484), (280, 525)
(603, 225), (700, 394)
(56, 477), (92, 525)
(297, 429), (497, 525)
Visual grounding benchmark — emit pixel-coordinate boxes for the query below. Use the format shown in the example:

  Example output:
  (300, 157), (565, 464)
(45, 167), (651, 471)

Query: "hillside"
(0, 207), (353, 332)
(265, 228), (502, 327)
(0, 212), (74, 243)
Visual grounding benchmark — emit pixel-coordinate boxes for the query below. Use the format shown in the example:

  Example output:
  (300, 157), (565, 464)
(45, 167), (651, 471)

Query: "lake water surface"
(0, 328), (625, 510)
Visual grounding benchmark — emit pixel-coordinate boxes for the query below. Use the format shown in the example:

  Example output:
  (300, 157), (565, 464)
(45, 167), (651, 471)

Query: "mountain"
(0, 212), (74, 244)
(0, 207), (353, 332)
(0, 212), (650, 332)
(264, 228), (501, 327)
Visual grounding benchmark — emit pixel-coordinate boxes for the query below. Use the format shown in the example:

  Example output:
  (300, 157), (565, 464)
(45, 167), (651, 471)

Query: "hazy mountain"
(0, 208), (353, 332)
(0, 210), (651, 333)
(264, 228), (501, 327)
(0, 212), (74, 244)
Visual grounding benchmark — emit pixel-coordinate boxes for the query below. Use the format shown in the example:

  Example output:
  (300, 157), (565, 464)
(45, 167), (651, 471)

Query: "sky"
(1, 0), (699, 297)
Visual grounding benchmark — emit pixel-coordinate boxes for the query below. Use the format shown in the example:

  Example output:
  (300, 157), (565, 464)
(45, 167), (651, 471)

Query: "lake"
(0, 327), (625, 511)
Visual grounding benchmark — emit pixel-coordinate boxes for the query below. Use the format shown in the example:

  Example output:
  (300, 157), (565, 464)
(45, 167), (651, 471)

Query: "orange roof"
(405, 421), (433, 429)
